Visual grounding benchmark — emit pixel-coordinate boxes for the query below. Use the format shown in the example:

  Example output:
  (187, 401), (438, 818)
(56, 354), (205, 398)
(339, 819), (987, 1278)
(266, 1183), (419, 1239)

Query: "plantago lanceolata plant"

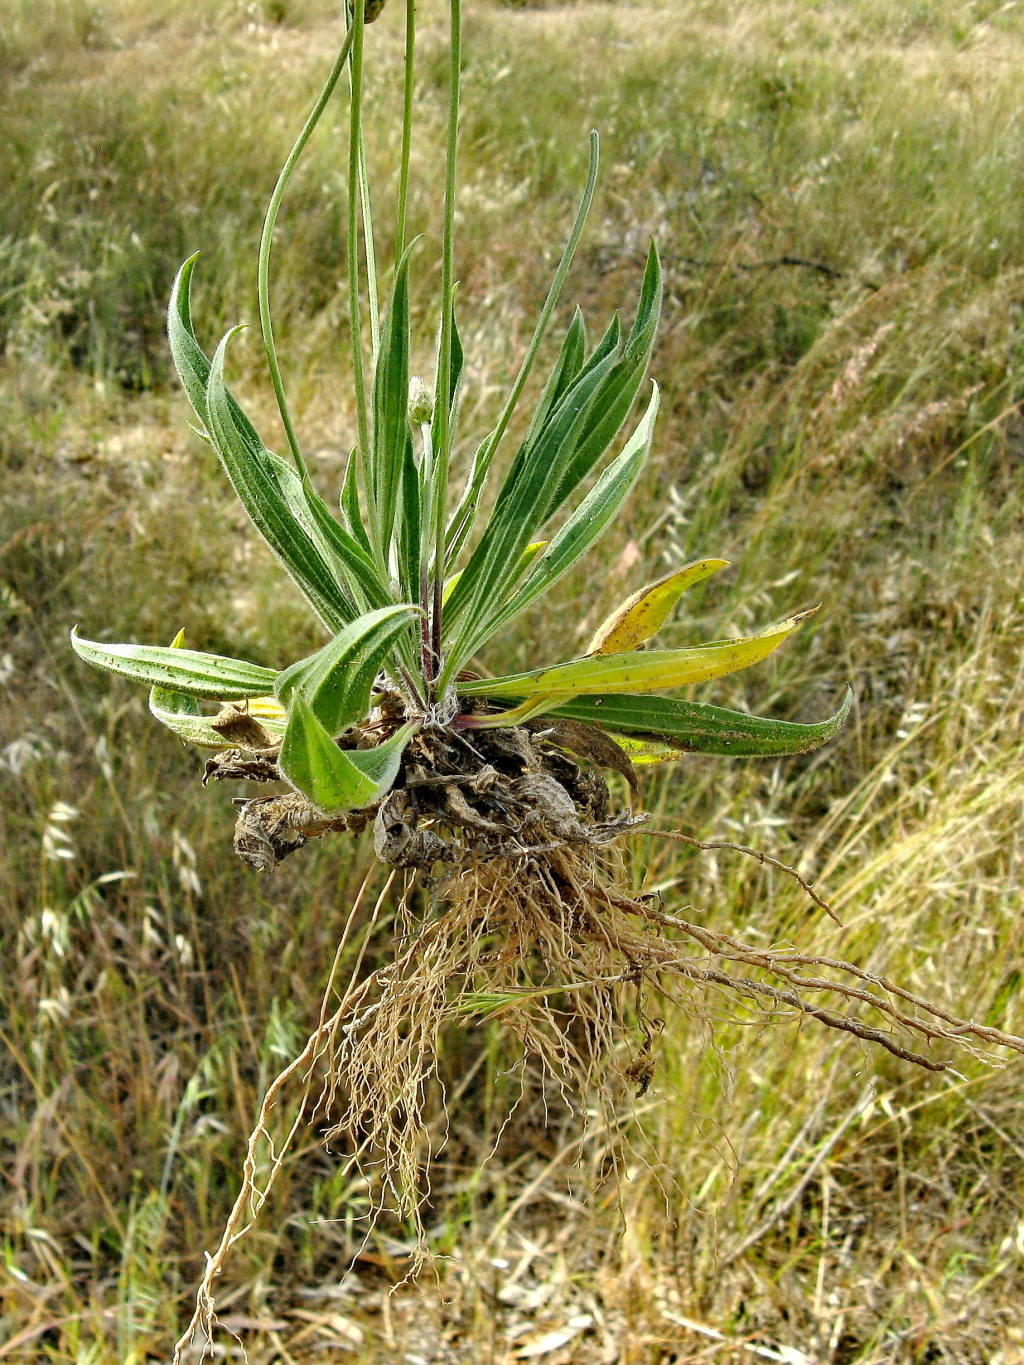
(67, 1), (1024, 1351)
(71, 7), (849, 835)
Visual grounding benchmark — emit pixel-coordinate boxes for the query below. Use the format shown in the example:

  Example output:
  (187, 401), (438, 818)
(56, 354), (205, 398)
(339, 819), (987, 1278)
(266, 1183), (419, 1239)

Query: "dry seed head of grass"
(176, 708), (1024, 1363)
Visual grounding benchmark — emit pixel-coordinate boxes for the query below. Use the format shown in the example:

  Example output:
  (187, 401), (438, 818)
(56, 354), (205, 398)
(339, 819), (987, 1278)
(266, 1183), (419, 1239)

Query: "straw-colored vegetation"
(3, 0), (1024, 1360)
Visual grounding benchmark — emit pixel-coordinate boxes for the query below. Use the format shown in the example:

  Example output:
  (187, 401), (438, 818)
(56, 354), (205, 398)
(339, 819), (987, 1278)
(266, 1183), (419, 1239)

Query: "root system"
(177, 715), (1024, 1361)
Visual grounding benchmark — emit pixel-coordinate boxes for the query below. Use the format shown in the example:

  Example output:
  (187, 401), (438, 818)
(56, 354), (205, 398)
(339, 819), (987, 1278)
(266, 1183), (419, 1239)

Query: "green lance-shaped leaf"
(71, 629), (277, 699)
(149, 697), (288, 749)
(516, 307), (588, 465)
(490, 253), (658, 536)
(445, 249), (662, 647)
(279, 695), (416, 813)
(544, 687), (853, 758)
(149, 704), (229, 748)
(451, 308), (599, 569)
(442, 540), (547, 608)
(462, 384), (661, 658)
(253, 443), (385, 614)
(396, 435), (422, 605)
(341, 453), (373, 554)
(369, 243), (416, 562)
(204, 327), (364, 632)
(587, 557), (731, 655)
(443, 346), (622, 635)
(431, 297), (464, 457)
(445, 310), (594, 571)
(167, 254), (218, 430)
(295, 472), (392, 613)
(543, 245), (661, 522)
(171, 259), (387, 626)
(459, 610), (816, 708)
(347, 722), (418, 788)
(148, 628), (228, 748)
(274, 604), (419, 736)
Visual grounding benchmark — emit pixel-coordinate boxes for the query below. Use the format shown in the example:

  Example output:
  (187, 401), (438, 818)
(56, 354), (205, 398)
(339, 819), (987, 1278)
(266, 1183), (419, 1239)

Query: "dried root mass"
(209, 712), (643, 875)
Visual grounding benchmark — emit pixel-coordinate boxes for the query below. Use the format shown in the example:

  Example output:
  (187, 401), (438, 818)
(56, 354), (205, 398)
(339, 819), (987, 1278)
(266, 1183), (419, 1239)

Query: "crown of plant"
(70, 0), (848, 821)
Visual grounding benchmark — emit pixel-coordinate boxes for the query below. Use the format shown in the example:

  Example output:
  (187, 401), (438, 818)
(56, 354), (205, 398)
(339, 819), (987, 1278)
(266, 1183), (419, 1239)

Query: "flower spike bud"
(408, 376), (434, 426)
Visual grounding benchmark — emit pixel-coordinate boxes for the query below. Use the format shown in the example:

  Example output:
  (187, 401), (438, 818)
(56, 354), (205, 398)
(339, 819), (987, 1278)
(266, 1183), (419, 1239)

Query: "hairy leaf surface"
(370, 244), (415, 562)
(460, 611), (816, 702)
(274, 604), (418, 736)
(546, 687), (852, 756)
(279, 696), (415, 813)
(72, 630), (277, 699)
(473, 385), (661, 651)
(587, 558), (730, 655)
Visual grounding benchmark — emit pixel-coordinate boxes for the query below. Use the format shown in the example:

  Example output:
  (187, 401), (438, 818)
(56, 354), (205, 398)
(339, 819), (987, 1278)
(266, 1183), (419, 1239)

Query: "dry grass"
(4, 0), (1024, 1361)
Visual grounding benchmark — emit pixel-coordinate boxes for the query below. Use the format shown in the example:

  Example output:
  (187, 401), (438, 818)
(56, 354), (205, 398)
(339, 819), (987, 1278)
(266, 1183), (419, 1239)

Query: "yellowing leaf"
(610, 735), (679, 765)
(461, 609), (817, 704)
(246, 696), (287, 721)
(587, 558), (730, 654)
(148, 629), (268, 750)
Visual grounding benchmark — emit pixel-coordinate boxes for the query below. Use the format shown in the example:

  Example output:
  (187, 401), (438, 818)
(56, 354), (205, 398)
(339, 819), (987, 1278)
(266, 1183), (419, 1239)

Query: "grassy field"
(3, 0), (1024, 1360)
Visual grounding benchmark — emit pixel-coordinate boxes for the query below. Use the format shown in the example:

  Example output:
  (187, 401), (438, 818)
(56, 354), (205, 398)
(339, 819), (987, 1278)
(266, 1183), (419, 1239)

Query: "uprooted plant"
(69, 0), (1024, 1356)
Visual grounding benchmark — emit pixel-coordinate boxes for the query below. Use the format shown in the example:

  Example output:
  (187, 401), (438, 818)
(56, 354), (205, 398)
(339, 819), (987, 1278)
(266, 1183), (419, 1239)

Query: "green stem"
(348, 0), (371, 467)
(396, 0), (416, 252)
(258, 25), (355, 479)
(429, 0), (462, 691)
(357, 133), (381, 362)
